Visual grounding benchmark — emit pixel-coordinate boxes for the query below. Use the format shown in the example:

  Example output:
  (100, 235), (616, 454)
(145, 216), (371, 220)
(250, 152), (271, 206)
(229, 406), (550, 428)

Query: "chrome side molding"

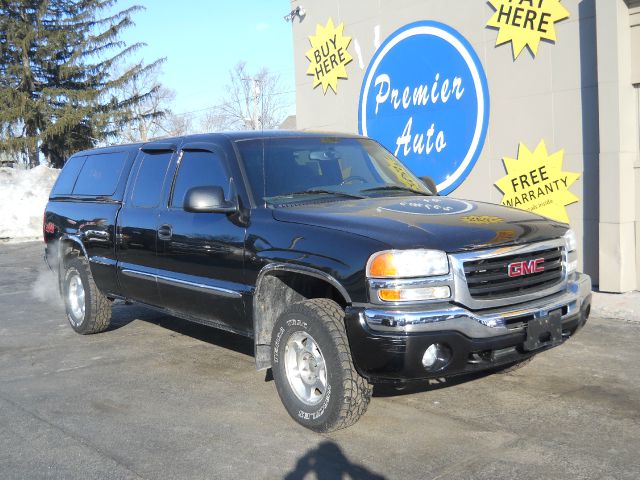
(121, 269), (242, 299)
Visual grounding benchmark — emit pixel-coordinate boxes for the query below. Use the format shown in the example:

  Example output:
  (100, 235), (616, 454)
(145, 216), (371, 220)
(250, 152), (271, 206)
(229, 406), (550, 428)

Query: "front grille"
(463, 246), (564, 299)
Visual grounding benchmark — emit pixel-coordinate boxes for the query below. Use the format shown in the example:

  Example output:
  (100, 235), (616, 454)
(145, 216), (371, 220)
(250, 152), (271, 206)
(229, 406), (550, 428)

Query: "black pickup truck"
(44, 131), (591, 432)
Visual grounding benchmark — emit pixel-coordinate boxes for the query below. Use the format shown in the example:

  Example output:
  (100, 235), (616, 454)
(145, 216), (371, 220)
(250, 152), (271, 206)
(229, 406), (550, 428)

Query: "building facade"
(289, 0), (640, 292)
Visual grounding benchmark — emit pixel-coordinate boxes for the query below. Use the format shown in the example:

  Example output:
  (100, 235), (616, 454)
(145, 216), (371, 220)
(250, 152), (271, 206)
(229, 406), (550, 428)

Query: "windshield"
(235, 137), (433, 205)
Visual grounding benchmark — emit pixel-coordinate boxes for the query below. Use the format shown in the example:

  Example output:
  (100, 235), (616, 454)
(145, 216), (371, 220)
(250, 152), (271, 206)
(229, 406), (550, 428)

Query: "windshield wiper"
(284, 189), (366, 199)
(361, 185), (432, 196)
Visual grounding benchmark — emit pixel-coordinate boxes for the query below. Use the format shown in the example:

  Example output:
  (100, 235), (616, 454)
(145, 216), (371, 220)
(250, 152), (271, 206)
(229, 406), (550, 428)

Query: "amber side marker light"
(378, 286), (451, 302)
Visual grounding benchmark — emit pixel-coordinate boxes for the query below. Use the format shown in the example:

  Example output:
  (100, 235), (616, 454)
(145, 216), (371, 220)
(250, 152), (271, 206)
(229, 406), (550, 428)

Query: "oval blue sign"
(358, 21), (490, 195)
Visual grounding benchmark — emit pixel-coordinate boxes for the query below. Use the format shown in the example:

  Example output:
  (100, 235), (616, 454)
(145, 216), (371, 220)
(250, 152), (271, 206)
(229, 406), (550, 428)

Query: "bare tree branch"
(201, 61), (288, 132)
(112, 64), (176, 142)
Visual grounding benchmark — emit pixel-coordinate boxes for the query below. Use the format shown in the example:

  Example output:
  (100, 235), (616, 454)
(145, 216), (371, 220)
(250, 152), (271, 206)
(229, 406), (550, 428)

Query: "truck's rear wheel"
(63, 254), (112, 334)
(271, 299), (372, 432)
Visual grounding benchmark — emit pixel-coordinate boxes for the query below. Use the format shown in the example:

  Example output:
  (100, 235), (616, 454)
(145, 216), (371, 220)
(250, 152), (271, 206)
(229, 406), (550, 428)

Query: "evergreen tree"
(0, 0), (165, 168)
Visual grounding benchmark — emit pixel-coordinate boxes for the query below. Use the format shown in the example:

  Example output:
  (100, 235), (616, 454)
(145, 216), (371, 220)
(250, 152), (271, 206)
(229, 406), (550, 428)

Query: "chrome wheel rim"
(284, 330), (327, 406)
(67, 273), (85, 325)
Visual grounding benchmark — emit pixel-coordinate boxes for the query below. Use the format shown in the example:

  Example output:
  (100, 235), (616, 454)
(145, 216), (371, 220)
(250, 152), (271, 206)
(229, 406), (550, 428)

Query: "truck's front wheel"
(271, 299), (372, 432)
(63, 254), (112, 334)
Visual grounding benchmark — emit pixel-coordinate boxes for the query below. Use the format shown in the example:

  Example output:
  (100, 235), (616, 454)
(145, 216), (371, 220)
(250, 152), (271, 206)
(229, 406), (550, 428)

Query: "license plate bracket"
(523, 309), (563, 352)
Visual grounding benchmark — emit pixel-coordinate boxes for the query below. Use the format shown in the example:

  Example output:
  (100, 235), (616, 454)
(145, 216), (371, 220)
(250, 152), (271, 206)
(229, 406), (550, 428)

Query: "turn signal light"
(378, 289), (402, 301)
(369, 252), (398, 277)
(378, 286), (451, 302)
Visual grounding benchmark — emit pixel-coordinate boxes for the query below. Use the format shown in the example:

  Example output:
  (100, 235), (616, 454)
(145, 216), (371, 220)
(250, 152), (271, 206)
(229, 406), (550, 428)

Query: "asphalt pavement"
(1, 241), (639, 480)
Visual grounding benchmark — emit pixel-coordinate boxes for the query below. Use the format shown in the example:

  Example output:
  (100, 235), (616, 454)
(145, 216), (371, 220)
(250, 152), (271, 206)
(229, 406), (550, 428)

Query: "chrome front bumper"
(361, 273), (592, 338)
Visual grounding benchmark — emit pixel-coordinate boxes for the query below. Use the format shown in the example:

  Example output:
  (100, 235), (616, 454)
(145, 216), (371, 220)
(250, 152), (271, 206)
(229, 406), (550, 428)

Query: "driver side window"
(170, 150), (230, 209)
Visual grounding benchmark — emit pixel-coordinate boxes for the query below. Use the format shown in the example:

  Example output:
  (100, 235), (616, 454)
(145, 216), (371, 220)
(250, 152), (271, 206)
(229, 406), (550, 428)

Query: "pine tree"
(0, 0), (165, 168)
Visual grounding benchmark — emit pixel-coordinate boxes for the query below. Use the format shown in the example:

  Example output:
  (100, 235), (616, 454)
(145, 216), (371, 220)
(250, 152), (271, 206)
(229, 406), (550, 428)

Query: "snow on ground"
(0, 165), (59, 242)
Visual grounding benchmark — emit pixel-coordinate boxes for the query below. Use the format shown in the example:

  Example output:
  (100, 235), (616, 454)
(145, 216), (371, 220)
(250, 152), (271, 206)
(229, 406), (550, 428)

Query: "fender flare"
(56, 235), (89, 293)
(58, 234), (89, 259)
(254, 263), (352, 306)
(252, 263), (352, 370)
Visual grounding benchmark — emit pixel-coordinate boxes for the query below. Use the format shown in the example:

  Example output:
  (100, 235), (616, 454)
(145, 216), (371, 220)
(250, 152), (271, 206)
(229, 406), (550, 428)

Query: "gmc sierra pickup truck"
(44, 131), (591, 432)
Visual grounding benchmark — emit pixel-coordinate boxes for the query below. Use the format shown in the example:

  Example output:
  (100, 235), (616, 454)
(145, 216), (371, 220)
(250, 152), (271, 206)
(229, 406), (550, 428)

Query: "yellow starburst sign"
(495, 140), (580, 223)
(305, 18), (353, 94)
(487, 0), (570, 59)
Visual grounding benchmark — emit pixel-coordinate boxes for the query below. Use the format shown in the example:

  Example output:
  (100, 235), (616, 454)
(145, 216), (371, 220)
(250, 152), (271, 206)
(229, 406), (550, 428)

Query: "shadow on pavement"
(108, 302), (493, 395)
(372, 370), (495, 397)
(285, 441), (386, 480)
(109, 301), (254, 358)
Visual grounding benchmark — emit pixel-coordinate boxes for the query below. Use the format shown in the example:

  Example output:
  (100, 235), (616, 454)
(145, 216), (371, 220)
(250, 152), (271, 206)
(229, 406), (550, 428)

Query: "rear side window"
(73, 152), (127, 196)
(51, 156), (86, 195)
(130, 151), (173, 208)
(170, 150), (230, 209)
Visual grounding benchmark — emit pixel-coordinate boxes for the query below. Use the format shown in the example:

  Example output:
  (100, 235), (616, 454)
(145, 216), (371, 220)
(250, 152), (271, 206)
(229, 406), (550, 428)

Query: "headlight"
(367, 249), (449, 278)
(564, 229), (577, 252)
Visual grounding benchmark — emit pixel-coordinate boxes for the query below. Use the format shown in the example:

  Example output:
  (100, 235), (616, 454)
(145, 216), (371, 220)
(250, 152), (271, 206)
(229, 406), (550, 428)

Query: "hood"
(271, 196), (567, 252)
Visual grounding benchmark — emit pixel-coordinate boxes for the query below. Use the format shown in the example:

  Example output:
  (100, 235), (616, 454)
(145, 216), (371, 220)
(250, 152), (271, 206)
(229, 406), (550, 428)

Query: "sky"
(111, 0), (296, 124)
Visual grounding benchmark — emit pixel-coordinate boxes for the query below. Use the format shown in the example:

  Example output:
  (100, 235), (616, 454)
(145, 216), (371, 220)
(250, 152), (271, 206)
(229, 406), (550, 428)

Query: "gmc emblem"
(508, 258), (545, 277)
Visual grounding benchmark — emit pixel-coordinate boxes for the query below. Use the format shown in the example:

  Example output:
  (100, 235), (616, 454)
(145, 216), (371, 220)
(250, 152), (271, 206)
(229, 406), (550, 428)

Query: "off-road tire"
(271, 298), (372, 432)
(62, 254), (112, 334)
(495, 357), (534, 374)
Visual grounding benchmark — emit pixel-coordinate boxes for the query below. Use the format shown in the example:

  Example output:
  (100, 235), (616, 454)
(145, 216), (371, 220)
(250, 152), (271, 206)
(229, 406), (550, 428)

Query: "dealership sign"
(359, 21), (490, 195)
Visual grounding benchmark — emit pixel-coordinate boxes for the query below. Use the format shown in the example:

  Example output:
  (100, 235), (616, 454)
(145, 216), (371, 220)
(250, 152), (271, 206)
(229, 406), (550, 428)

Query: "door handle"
(82, 229), (110, 242)
(158, 224), (173, 240)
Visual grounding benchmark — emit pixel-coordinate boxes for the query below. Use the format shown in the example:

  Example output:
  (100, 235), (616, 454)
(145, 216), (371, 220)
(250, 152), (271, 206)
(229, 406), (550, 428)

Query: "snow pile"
(0, 165), (60, 242)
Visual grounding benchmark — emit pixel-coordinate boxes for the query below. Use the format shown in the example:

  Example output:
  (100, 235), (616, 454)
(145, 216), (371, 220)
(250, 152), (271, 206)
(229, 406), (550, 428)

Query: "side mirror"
(420, 176), (438, 195)
(184, 186), (237, 213)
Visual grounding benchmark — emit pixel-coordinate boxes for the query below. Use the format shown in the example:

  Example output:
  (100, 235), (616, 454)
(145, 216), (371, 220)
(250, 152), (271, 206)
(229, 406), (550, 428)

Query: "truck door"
(155, 143), (248, 333)
(116, 144), (176, 307)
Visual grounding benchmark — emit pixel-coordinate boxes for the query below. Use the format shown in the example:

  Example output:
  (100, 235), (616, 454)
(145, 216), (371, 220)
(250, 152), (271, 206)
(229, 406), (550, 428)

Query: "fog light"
(421, 343), (452, 371)
(378, 286), (451, 302)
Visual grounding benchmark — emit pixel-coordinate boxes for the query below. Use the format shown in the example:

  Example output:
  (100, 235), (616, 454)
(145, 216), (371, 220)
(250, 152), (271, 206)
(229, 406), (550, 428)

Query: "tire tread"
(293, 298), (373, 431)
(65, 254), (112, 334)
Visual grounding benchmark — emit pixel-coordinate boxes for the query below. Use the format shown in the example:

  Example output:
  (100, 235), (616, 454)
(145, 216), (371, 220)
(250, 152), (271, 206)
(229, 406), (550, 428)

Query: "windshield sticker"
(382, 152), (425, 191)
(358, 21), (490, 195)
(494, 140), (580, 223)
(379, 198), (476, 216)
